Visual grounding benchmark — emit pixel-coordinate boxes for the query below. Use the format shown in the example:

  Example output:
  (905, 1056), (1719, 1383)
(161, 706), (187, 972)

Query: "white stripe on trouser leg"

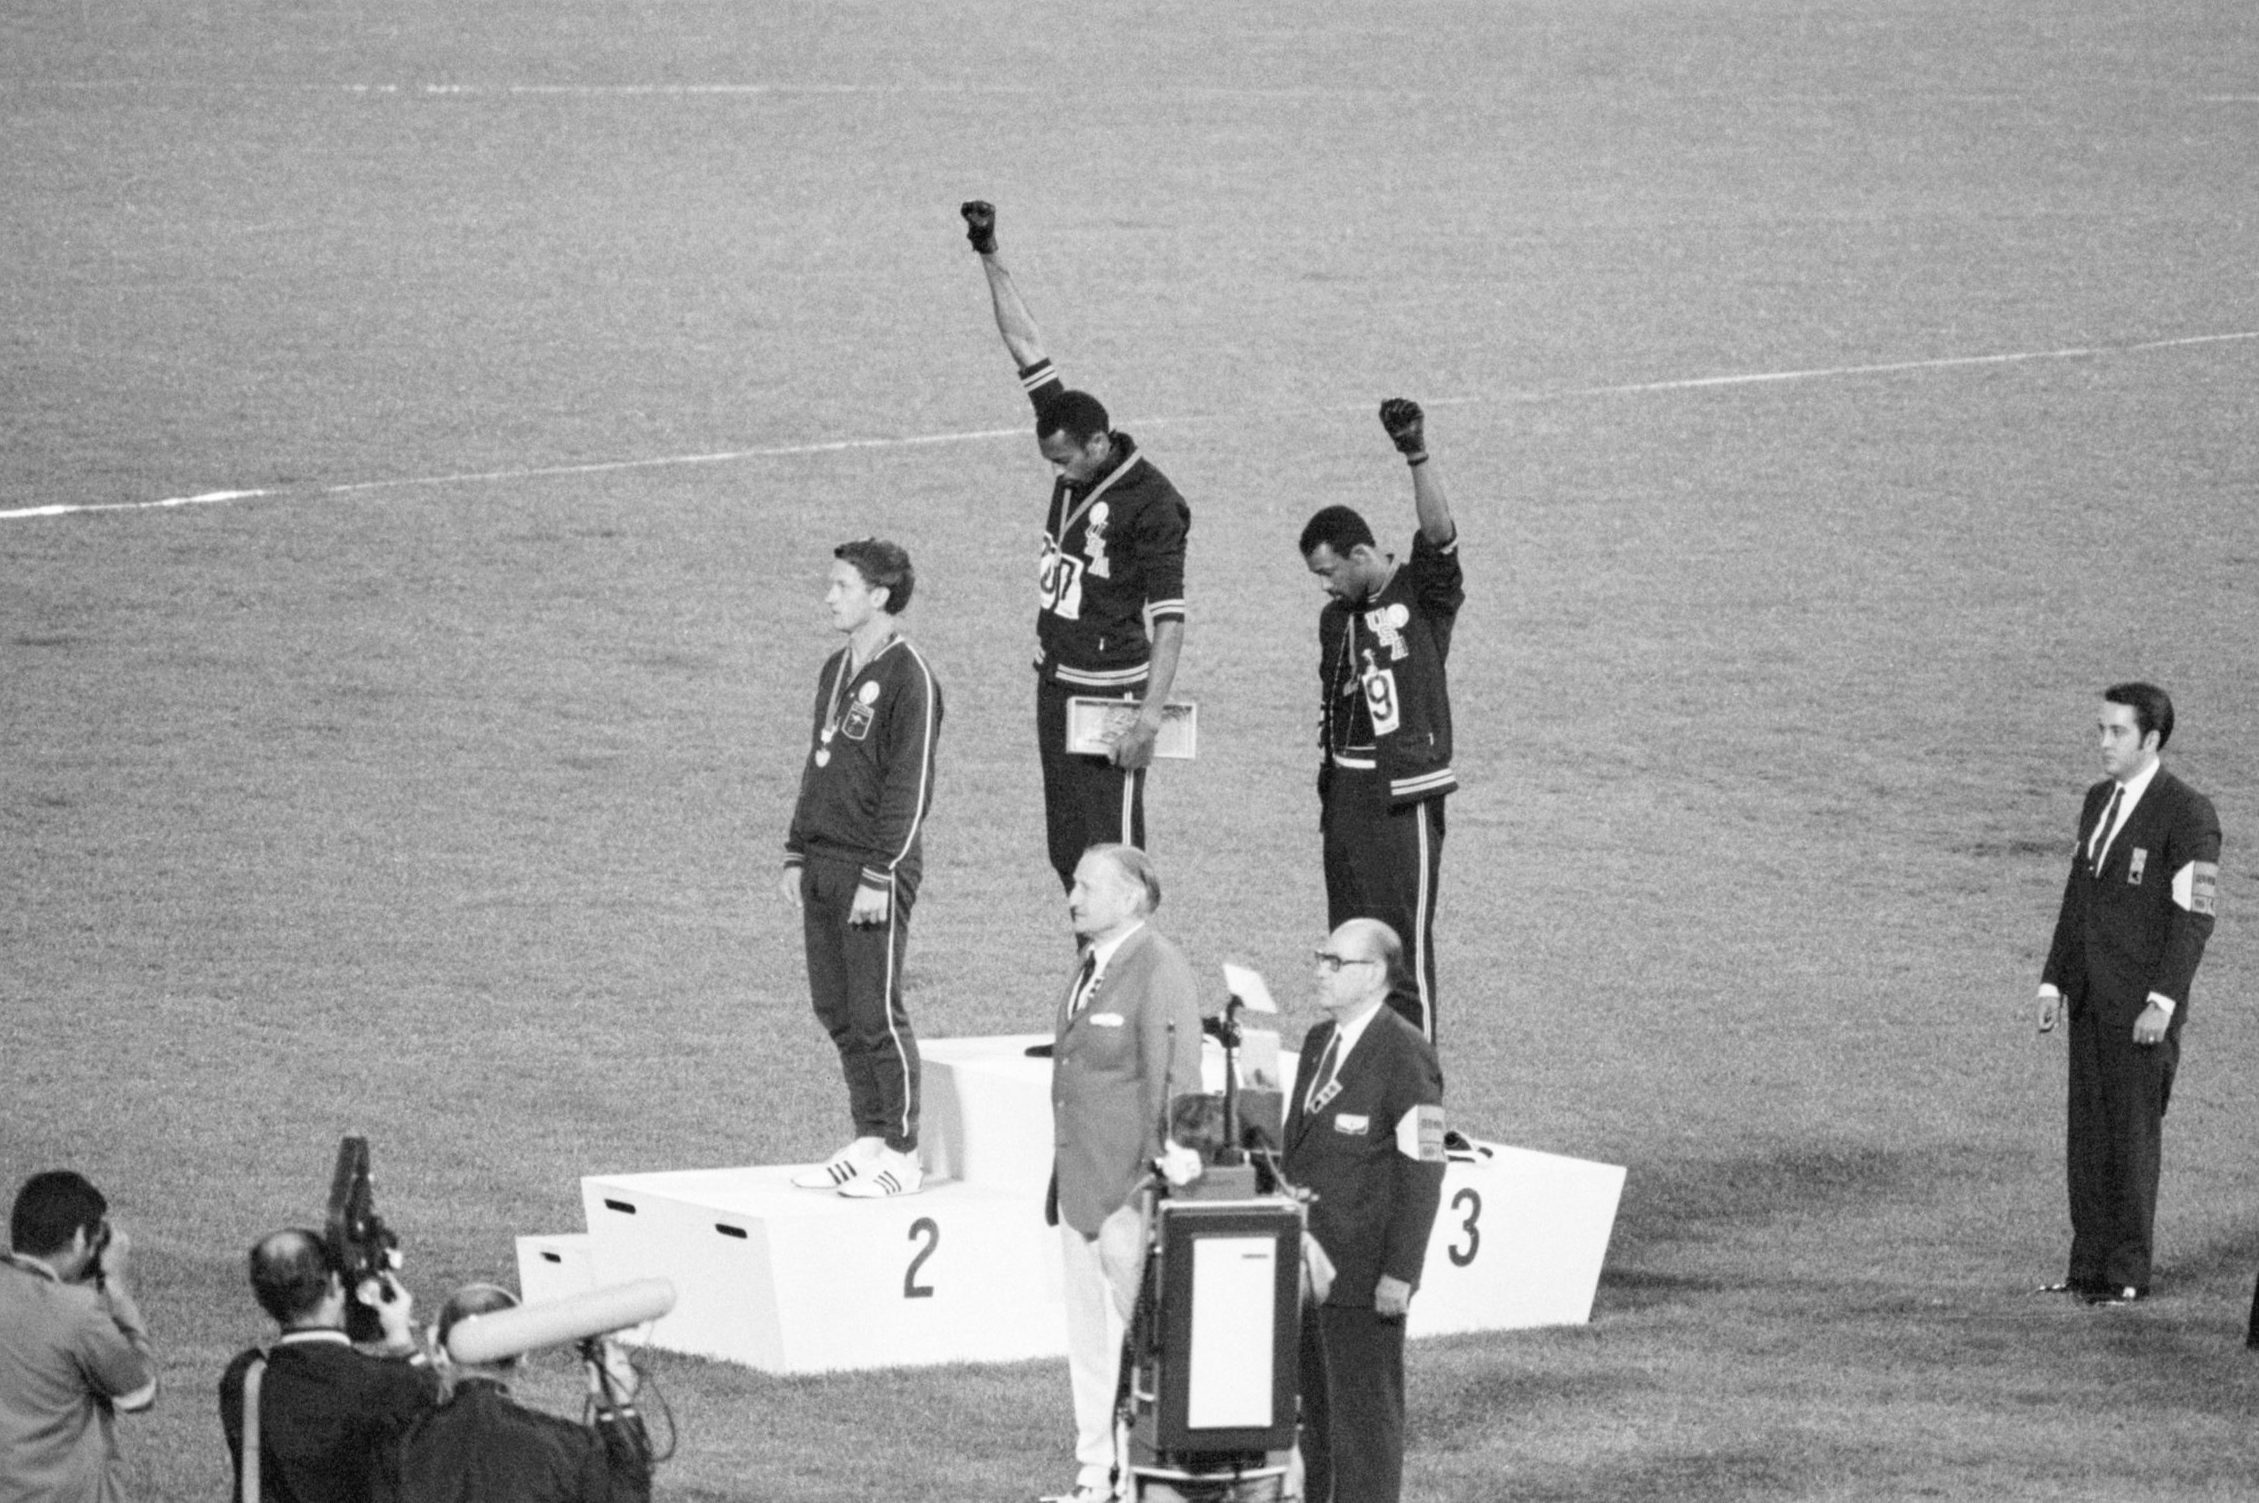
(1413, 804), (1434, 1040)
(881, 885), (914, 1144)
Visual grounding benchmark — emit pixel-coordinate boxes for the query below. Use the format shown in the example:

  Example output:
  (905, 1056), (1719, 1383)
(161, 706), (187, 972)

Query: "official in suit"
(1046, 844), (1205, 1503)
(2035, 682), (2220, 1304)
(1284, 919), (1445, 1503)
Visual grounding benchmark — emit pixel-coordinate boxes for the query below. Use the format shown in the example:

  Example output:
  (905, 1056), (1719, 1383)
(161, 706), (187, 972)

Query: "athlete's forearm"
(1137, 619), (1185, 725)
(978, 252), (1048, 370)
(1410, 457), (1457, 546)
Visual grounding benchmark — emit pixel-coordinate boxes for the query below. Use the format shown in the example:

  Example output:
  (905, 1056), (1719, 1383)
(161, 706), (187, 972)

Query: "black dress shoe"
(2084, 1286), (2146, 1306)
(1023, 1042), (1054, 1059)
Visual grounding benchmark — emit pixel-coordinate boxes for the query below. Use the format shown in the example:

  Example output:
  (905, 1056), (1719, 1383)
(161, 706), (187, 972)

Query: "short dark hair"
(1085, 842), (1161, 915)
(249, 1229), (338, 1325)
(11, 1170), (106, 1258)
(437, 1283), (521, 1367)
(1299, 505), (1376, 559)
(1035, 390), (1110, 447)
(2104, 681), (2175, 750)
(834, 537), (916, 614)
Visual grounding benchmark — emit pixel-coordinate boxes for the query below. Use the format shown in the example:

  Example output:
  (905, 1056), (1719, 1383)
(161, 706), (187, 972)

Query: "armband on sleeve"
(1396, 1104), (1447, 1162)
(2173, 860), (2218, 915)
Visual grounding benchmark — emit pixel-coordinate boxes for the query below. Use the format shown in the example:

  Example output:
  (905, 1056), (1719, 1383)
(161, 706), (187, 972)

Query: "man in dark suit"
(1284, 919), (1446, 1503)
(220, 1229), (438, 1503)
(1045, 844), (1205, 1503)
(2035, 682), (2221, 1305)
(387, 1284), (650, 1503)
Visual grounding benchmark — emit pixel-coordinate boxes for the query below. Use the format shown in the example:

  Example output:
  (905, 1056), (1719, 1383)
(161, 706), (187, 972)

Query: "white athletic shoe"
(791, 1136), (885, 1189)
(838, 1147), (924, 1199)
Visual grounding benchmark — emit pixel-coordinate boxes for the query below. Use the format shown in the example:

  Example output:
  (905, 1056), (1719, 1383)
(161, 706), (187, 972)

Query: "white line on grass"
(6, 331), (2253, 523)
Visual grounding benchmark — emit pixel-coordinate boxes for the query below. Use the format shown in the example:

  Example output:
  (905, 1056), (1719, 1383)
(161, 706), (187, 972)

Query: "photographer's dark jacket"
(220, 1330), (439, 1503)
(383, 1379), (650, 1503)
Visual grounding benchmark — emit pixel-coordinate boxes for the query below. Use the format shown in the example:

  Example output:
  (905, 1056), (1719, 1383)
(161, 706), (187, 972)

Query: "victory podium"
(516, 1035), (1623, 1373)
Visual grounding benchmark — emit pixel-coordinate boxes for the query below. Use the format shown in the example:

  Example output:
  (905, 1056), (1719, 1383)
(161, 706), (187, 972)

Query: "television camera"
(1116, 968), (1308, 1502)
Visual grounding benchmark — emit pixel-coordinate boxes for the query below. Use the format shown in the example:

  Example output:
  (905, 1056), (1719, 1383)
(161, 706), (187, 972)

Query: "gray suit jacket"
(1047, 924), (1205, 1237)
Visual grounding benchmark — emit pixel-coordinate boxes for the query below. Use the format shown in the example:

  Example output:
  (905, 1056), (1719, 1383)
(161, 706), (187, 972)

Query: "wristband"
(1405, 453), (1429, 468)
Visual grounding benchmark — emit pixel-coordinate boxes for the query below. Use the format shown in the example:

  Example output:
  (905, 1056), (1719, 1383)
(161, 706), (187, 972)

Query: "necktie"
(2088, 784), (2125, 871)
(1069, 952), (1098, 1015)
(1304, 1029), (1342, 1112)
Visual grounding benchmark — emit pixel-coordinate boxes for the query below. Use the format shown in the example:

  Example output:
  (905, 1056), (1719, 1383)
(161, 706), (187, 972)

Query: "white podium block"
(579, 1166), (1064, 1373)
(918, 1034), (1056, 1190)
(515, 1233), (596, 1306)
(1276, 1049), (1622, 1333)
(1409, 1140), (1625, 1335)
(920, 1034), (1229, 1191)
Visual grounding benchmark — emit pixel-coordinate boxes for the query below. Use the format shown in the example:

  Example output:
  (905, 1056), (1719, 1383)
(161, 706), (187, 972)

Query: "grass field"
(6, 2), (2259, 1499)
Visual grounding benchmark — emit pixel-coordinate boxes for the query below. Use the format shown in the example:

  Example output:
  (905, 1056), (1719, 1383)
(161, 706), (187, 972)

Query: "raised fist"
(960, 200), (998, 254)
(1378, 397), (1426, 457)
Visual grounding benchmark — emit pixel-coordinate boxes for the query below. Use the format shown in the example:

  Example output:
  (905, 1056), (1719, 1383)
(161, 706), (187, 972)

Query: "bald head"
(437, 1283), (523, 1372)
(249, 1228), (341, 1325)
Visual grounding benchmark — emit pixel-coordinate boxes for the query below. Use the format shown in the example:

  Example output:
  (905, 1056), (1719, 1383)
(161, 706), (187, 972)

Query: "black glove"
(1378, 398), (1426, 458)
(960, 200), (997, 254)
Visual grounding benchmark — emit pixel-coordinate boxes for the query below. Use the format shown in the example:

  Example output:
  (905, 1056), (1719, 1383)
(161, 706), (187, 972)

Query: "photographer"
(0, 1169), (159, 1502)
(386, 1284), (650, 1503)
(219, 1230), (439, 1503)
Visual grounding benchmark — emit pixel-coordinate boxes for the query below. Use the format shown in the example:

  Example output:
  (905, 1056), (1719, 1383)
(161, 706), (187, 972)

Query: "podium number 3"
(904, 1217), (940, 1299)
(1447, 1188), (1481, 1268)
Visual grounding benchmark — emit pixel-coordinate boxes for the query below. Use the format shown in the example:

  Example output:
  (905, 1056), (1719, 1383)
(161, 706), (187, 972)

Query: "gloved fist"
(1378, 398), (1426, 457)
(960, 200), (998, 254)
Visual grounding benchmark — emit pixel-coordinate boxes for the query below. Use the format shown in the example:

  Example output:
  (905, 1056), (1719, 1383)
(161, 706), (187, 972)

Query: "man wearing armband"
(1284, 920), (1445, 1503)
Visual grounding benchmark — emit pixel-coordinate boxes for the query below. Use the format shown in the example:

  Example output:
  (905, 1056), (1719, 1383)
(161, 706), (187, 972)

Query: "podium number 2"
(904, 1217), (940, 1299)
(1447, 1188), (1481, 1268)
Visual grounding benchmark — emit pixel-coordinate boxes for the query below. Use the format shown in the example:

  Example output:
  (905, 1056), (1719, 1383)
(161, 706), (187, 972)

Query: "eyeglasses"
(1314, 951), (1378, 973)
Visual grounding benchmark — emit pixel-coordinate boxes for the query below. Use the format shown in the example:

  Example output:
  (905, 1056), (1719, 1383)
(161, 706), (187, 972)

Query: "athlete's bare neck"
(847, 617), (898, 672)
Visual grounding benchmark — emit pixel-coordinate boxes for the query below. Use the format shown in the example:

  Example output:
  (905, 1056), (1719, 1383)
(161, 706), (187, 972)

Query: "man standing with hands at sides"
(1284, 920), (1446, 1503)
(1044, 844), (1204, 1503)
(783, 539), (944, 1199)
(960, 200), (1192, 892)
(2035, 682), (2220, 1306)
(0, 1170), (158, 1503)
(1299, 400), (1463, 1042)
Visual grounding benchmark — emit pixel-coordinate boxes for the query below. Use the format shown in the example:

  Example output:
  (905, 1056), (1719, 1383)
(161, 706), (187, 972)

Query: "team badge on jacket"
(1084, 502), (1113, 578)
(842, 681), (880, 741)
(1365, 602), (1411, 661)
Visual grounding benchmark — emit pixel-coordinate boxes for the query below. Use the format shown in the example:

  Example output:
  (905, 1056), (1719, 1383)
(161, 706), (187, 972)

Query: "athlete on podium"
(781, 539), (946, 1199)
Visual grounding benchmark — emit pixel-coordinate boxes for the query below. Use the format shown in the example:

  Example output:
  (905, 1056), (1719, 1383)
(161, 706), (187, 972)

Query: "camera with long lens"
(323, 1136), (403, 1344)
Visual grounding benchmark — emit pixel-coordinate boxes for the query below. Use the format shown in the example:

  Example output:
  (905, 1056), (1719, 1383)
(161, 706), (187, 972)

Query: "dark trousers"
(1297, 1302), (1407, 1503)
(800, 854), (921, 1152)
(1036, 674), (1147, 892)
(2064, 1001), (2174, 1291)
(1321, 768), (1444, 1042)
